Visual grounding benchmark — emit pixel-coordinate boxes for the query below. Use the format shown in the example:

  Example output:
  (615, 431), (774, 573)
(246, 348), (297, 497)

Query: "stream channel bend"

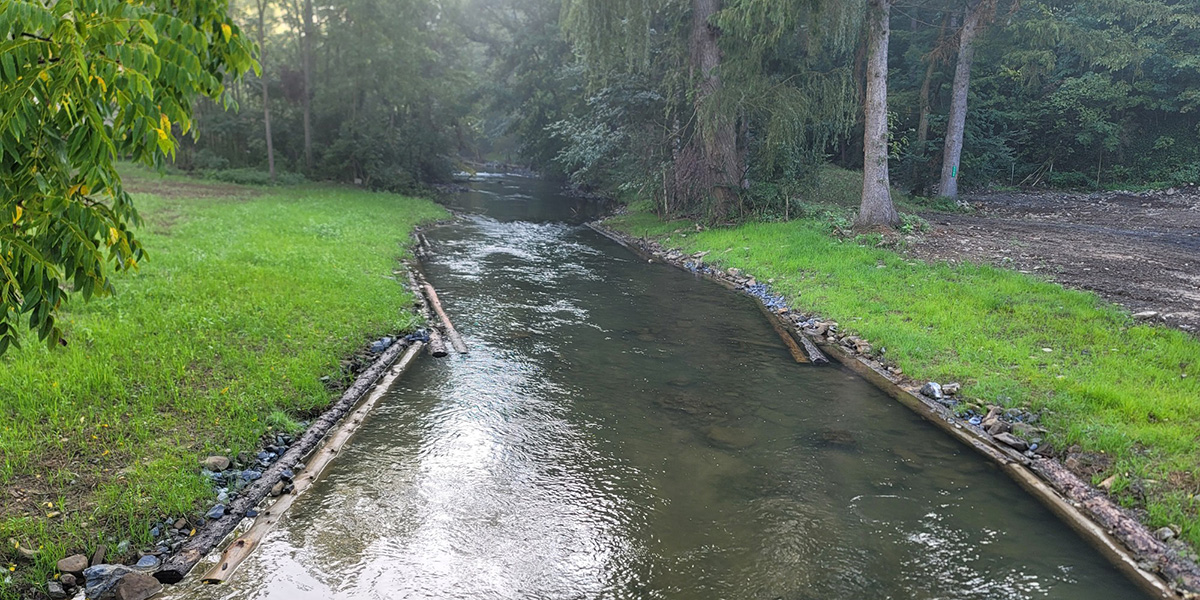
(174, 176), (1148, 599)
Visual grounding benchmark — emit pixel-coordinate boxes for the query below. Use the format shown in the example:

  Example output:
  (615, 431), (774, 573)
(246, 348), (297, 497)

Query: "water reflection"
(166, 178), (1146, 600)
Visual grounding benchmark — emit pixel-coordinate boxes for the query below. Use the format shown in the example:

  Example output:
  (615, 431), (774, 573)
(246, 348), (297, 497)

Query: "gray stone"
(57, 553), (89, 575)
(60, 574), (77, 589)
(134, 554), (160, 570)
(206, 504), (225, 520)
(942, 382), (961, 395)
(115, 540), (129, 555)
(985, 419), (1011, 436)
(270, 481), (285, 497)
(115, 572), (163, 600)
(1155, 527), (1176, 542)
(46, 581), (69, 600)
(994, 432), (1029, 451)
(84, 564), (134, 599)
(201, 456), (230, 472)
(919, 381), (943, 400)
(90, 543), (107, 566)
(1133, 311), (1159, 320)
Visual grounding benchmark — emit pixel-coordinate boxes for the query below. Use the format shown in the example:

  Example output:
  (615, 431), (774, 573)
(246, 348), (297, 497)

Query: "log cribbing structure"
(200, 341), (425, 584)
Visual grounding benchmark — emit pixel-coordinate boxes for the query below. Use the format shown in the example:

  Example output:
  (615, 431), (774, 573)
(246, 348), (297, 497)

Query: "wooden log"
(761, 305), (809, 364)
(405, 266), (449, 358)
(201, 342), (425, 584)
(427, 327), (449, 358)
(423, 283), (468, 354)
(154, 338), (414, 584)
(797, 333), (829, 364)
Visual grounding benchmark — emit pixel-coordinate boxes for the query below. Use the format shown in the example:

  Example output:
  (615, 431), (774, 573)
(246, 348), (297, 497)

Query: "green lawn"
(0, 172), (446, 596)
(607, 205), (1200, 551)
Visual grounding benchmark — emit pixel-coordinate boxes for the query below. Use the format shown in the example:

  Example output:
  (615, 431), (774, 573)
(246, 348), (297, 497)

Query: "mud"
(907, 187), (1200, 334)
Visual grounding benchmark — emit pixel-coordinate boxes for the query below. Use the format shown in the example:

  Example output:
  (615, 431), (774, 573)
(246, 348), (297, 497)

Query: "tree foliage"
(0, 0), (256, 354)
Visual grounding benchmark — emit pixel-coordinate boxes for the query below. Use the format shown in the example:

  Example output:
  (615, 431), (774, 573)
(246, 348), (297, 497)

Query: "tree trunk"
(938, 1), (987, 200)
(257, 0), (276, 181)
(856, 0), (898, 229)
(302, 0), (314, 170)
(690, 0), (740, 218)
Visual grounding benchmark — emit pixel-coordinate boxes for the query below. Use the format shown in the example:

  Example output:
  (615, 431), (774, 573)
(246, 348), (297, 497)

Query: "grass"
(0, 168), (446, 597)
(607, 199), (1200, 551)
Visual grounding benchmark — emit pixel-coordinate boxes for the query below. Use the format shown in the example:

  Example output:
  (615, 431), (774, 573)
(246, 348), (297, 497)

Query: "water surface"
(173, 175), (1145, 599)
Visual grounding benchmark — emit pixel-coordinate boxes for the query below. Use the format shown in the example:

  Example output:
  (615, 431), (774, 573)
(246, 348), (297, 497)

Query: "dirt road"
(907, 187), (1200, 334)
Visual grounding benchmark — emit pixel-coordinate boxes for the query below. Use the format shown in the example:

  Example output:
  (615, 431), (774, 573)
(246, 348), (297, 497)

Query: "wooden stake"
(423, 283), (468, 354)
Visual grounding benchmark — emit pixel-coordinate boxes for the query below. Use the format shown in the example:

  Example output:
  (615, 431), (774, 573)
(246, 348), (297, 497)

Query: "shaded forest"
(182, 0), (1200, 219)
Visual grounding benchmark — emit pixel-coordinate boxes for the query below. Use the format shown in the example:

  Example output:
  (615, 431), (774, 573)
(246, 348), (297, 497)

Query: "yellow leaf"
(38, 71), (49, 82)
(221, 23), (232, 42)
(108, 227), (119, 246)
(95, 76), (106, 93)
(12, 206), (21, 223)
(157, 128), (168, 141)
(160, 113), (170, 130)
(68, 183), (82, 196)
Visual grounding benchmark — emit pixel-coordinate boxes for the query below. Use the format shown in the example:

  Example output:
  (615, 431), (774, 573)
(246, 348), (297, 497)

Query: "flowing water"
(174, 176), (1148, 599)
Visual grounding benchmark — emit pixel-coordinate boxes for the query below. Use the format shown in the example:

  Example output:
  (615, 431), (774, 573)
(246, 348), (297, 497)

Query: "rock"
(1155, 527), (1176, 542)
(115, 572), (163, 600)
(46, 581), (69, 600)
(84, 564), (134, 599)
(90, 544), (107, 566)
(704, 425), (757, 450)
(57, 553), (89, 575)
(60, 574), (77, 589)
(942, 382), (961, 395)
(206, 504), (225, 520)
(985, 419), (1011, 435)
(133, 554), (160, 570)
(201, 456), (230, 472)
(993, 432), (1029, 451)
(726, 267), (741, 277)
(270, 481), (285, 497)
(1132, 311), (1159, 320)
(1011, 422), (1043, 442)
(241, 469), (262, 482)
(919, 381), (943, 400)
(172, 518), (188, 530)
(1099, 474), (1117, 491)
(115, 540), (129, 555)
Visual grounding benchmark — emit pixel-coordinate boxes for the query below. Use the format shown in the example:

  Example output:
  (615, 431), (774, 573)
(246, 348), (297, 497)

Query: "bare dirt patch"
(124, 176), (261, 201)
(908, 186), (1200, 334)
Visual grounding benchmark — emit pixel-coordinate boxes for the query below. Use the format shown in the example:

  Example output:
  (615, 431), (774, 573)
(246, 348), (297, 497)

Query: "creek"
(171, 175), (1146, 599)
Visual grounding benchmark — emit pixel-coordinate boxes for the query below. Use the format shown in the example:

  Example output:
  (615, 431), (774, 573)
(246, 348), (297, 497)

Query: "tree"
(938, 0), (997, 199)
(0, 0), (256, 355)
(255, 0), (277, 181)
(855, 0), (899, 229)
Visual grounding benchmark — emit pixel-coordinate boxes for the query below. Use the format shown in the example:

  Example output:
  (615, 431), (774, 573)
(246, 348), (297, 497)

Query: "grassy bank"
(606, 200), (1200, 550)
(0, 171), (446, 596)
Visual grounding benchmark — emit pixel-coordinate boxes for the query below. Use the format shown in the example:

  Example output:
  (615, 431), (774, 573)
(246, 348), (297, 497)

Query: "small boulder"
(46, 581), (69, 600)
(60, 574), (77, 589)
(205, 504), (226, 520)
(115, 572), (163, 600)
(270, 481), (285, 497)
(57, 553), (89, 576)
(993, 432), (1029, 451)
(919, 381), (944, 400)
(84, 564), (134, 599)
(133, 554), (160, 571)
(1132, 311), (1159, 320)
(942, 382), (961, 395)
(985, 419), (1011, 436)
(1155, 527), (1176, 542)
(202, 456), (231, 472)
